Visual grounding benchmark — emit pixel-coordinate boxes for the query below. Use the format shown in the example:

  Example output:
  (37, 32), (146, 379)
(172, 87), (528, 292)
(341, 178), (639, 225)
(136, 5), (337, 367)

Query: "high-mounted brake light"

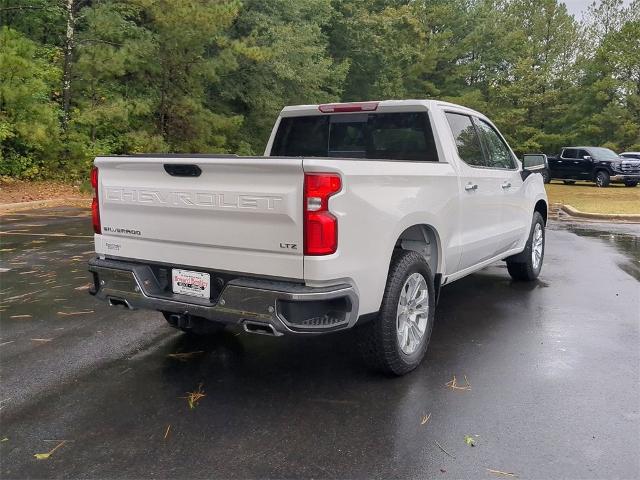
(318, 102), (379, 113)
(91, 166), (101, 234)
(304, 173), (341, 255)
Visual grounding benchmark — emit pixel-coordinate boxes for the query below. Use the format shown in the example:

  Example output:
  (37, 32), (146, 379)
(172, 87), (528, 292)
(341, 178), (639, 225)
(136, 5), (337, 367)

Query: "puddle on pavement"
(559, 223), (640, 281)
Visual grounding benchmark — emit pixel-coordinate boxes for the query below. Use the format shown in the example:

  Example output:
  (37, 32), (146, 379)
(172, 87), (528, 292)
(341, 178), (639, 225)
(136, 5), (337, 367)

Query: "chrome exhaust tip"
(243, 321), (281, 336)
(107, 297), (132, 309)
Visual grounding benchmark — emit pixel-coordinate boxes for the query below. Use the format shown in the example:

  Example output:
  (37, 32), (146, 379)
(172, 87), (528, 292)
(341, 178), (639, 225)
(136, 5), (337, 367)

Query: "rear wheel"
(595, 170), (610, 187)
(506, 212), (545, 282)
(357, 250), (435, 376)
(162, 312), (225, 335)
(624, 181), (638, 187)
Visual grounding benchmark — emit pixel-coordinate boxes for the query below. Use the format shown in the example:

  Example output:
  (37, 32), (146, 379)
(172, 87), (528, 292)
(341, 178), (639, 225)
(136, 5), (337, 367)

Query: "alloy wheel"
(396, 273), (429, 355)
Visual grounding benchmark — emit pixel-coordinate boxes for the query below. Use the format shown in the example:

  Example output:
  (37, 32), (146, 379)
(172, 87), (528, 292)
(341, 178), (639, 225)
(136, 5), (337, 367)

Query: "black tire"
(357, 250), (436, 376)
(506, 212), (545, 281)
(162, 312), (225, 335)
(595, 170), (610, 187)
(541, 170), (551, 184)
(624, 181), (638, 187)
(563, 180), (576, 185)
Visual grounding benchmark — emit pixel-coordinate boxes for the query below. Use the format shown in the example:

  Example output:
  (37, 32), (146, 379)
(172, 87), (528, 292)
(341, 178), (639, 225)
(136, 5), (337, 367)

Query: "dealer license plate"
(172, 269), (210, 299)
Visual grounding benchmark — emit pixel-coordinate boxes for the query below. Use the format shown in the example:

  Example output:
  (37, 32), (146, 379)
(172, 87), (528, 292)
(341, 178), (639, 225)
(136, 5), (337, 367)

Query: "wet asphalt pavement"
(0, 208), (639, 479)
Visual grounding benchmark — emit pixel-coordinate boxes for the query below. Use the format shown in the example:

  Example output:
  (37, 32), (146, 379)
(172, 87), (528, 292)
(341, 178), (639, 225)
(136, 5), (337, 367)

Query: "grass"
(545, 181), (640, 215)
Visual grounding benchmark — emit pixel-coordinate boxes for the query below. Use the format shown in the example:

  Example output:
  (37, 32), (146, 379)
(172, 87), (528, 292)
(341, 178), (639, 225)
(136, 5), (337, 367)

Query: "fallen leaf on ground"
(445, 375), (471, 391)
(30, 338), (53, 342)
(464, 435), (475, 447)
(487, 468), (518, 477)
(57, 310), (94, 316)
(74, 283), (92, 291)
(181, 383), (206, 409)
(34, 441), (66, 460)
(0, 341), (15, 347)
(421, 413), (431, 425)
(10, 314), (32, 319)
(164, 425), (171, 440)
(167, 351), (204, 362)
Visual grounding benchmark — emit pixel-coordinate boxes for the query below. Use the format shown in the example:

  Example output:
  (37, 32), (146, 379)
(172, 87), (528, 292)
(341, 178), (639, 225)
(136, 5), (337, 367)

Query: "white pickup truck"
(88, 100), (548, 375)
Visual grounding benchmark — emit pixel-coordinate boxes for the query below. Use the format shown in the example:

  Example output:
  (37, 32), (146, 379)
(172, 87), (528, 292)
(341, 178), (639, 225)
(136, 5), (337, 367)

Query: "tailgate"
(94, 156), (304, 279)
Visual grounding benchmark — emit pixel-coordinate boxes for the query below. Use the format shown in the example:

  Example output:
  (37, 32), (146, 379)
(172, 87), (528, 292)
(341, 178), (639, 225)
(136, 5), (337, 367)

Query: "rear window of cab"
(271, 112), (440, 162)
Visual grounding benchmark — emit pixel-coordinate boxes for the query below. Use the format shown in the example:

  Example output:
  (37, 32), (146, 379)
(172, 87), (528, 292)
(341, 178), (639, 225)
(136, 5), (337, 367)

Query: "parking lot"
(1, 208), (638, 479)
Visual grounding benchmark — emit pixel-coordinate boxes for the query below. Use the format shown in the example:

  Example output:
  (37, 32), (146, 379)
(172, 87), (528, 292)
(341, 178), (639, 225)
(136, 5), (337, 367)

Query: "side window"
(475, 119), (516, 169)
(578, 149), (589, 159)
(445, 112), (485, 167)
(562, 149), (577, 159)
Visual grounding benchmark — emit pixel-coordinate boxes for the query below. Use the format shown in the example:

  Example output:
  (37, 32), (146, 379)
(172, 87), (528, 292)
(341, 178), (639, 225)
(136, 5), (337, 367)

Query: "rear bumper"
(88, 258), (359, 335)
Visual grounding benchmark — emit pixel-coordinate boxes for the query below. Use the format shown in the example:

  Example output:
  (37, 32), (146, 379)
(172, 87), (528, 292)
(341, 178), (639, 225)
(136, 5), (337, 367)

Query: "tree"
(0, 27), (61, 177)
(222, 0), (347, 152)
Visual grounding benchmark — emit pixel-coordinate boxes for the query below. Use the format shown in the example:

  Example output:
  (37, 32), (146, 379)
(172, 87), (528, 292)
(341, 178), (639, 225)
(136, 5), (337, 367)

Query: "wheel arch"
(594, 167), (611, 178)
(534, 199), (548, 225)
(392, 224), (442, 276)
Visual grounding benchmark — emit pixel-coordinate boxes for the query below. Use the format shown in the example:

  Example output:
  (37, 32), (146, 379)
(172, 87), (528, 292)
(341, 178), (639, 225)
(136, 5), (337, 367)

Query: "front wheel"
(506, 212), (545, 281)
(595, 170), (610, 187)
(624, 181), (638, 187)
(357, 250), (435, 376)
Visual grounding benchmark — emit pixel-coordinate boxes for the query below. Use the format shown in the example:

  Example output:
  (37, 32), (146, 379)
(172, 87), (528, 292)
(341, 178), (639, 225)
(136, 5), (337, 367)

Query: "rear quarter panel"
(303, 158), (460, 315)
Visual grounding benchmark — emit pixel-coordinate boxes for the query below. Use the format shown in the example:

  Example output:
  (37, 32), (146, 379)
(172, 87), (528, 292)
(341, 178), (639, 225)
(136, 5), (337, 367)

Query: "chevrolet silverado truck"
(88, 100), (548, 375)
(547, 146), (640, 187)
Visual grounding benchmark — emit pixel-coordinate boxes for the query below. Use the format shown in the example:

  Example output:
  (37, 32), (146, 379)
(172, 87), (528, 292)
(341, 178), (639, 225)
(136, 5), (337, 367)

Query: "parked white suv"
(88, 100), (548, 375)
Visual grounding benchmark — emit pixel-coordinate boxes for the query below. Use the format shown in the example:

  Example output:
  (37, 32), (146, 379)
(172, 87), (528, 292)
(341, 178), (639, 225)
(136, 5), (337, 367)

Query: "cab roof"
(280, 99), (486, 119)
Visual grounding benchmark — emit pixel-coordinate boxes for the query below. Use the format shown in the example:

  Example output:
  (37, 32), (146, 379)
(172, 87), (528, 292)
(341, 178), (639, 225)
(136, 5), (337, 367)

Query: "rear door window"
(271, 112), (439, 162)
(562, 148), (577, 159)
(445, 112), (486, 167)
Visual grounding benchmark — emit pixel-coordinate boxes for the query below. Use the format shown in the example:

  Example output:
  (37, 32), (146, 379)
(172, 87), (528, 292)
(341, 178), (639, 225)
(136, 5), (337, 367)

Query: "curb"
(0, 197), (90, 213)
(560, 204), (640, 223)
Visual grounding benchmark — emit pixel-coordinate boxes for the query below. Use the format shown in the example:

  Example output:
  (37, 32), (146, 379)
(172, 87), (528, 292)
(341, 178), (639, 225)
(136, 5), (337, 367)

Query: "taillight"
(91, 166), (101, 234)
(304, 173), (341, 255)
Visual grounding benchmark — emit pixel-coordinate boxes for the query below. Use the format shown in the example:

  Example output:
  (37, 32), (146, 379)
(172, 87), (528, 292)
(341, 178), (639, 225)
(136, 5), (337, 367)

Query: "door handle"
(465, 182), (478, 191)
(501, 181), (512, 189)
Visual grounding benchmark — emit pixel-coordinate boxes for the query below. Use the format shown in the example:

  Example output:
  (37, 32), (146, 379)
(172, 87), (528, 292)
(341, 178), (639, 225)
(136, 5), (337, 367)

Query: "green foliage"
(1, 0), (639, 180)
(225, 0), (348, 152)
(0, 26), (61, 178)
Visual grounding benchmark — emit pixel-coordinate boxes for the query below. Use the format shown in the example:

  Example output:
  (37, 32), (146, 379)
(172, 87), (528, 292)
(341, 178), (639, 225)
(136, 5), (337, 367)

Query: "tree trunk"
(61, 0), (75, 133)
